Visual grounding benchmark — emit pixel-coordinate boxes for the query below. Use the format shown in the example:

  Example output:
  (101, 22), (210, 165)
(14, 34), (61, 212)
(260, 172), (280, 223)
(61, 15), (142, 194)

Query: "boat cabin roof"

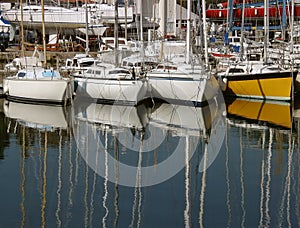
(83, 66), (132, 79)
(17, 68), (61, 79)
(226, 61), (284, 74)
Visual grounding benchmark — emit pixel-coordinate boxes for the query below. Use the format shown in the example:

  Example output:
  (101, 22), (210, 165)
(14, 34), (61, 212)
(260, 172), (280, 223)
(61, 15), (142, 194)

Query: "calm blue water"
(0, 96), (299, 228)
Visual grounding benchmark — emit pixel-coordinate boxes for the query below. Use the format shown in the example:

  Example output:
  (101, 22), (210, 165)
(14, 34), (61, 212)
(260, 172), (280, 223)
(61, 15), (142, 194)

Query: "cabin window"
(43, 70), (54, 77)
(268, 67), (281, 71)
(228, 68), (244, 73)
(145, 62), (158, 67)
(165, 66), (177, 70)
(109, 70), (129, 74)
(66, 61), (72, 66)
(17, 72), (26, 77)
(247, 54), (260, 61)
(81, 61), (95, 67)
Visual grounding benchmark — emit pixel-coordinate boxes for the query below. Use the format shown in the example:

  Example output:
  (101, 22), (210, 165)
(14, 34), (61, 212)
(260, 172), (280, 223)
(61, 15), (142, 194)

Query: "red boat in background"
(206, 8), (234, 19)
(206, 1), (300, 19)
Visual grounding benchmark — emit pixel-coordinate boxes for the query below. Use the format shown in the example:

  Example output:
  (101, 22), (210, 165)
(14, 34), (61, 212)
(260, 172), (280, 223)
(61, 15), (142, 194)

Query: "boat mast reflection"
(225, 97), (298, 227)
(3, 100), (71, 227)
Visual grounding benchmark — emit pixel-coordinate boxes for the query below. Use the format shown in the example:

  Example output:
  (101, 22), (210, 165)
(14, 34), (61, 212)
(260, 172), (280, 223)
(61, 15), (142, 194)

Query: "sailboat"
(218, 59), (298, 101)
(3, 0), (73, 105)
(217, 0), (298, 101)
(146, 0), (220, 106)
(73, 1), (147, 106)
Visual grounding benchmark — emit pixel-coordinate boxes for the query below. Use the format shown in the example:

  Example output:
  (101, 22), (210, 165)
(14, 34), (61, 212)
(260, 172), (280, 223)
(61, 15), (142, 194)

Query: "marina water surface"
(0, 95), (299, 227)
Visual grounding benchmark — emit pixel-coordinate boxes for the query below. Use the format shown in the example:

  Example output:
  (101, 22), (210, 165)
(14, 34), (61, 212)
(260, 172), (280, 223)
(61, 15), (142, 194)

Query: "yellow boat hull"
(225, 72), (296, 101)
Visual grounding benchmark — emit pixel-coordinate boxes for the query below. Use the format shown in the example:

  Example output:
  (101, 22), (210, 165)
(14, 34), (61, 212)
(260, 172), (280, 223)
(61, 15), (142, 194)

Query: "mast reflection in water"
(0, 96), (299, 227)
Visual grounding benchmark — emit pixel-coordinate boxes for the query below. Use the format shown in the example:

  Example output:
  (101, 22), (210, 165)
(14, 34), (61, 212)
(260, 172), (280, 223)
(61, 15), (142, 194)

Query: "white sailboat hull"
(147, 74), (219, 106)
(3, 78), (73, 105)
(75, 77), (148, 106)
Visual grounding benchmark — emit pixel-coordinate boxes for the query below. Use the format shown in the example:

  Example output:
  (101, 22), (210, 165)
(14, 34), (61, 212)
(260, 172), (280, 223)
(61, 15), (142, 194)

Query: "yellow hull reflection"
(227, 98), (292, 129)
(227, 77), (292, 101)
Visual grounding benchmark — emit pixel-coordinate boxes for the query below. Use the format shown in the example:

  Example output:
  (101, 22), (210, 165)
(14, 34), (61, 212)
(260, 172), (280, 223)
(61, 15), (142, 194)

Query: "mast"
(114, 0), (119, 66)
(197, 0), (203, 56)
(291, 0), (295, 62)
(159, 0), (167, 38)
(124, 0), (128, 40)
(186, 0), (191, 63)
(136, 0), (144, 58)
(135, 0), (143, 42)
(282, 0), (287, 40)
(202, 0), (208, 66)
(20, 0), (25, 58)
(139, 0), (143, 42)
(152, 0), (157, 41)
(263, 0), (269, 64)
(42, 0), (47, 67)
(85, 0), (89, 55)
(226, 0), (230, 33)
(291, 0), (295, 102)
(240, 0), (245, 60)
(179, 0), (182, 38)
(228, 0), (234, 33)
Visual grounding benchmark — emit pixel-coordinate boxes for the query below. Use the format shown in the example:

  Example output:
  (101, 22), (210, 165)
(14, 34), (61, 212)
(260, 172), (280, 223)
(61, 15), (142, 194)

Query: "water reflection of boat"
(226, 98), (292, 130)
(73, 101), (149, 132)
(73, 94), (226, 187)
(150, 96), (226, 172)
(149, 99), (219, 137)
(3, 100), (70, 130)
(224, 101), (297, 227)
(2, 99), (72, 228)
